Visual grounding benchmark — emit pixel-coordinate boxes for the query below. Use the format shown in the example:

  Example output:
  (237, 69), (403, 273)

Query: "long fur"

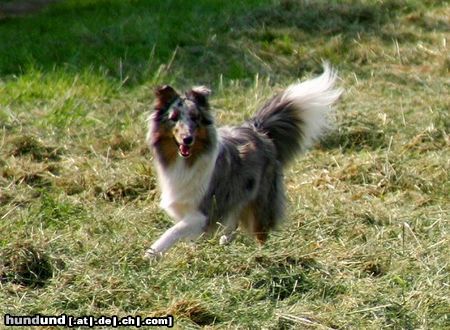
(145, 64), (342, 258)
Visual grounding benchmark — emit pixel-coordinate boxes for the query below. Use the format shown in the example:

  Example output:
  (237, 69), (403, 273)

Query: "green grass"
(1, 0), (449, 328)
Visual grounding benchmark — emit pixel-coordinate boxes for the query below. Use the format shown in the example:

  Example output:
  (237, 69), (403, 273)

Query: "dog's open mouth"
(178, 144), (192, 158)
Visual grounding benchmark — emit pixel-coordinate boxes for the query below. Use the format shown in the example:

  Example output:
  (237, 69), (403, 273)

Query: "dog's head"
(152, 85), (214, 160)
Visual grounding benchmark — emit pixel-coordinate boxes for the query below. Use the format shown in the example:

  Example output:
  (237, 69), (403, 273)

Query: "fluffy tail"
(249, 64), (342, 165)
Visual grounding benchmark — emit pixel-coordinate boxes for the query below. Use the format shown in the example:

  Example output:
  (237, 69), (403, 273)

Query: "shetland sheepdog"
(145, 64), (342, 258)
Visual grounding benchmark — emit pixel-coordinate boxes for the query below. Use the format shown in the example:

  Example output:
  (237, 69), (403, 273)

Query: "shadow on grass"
(0, 0), (62, 18)
(319, 120), (387, 152)
(0, 242), (61, 287)
(0, 0), (442, 85)
(251, 254), (347, 302)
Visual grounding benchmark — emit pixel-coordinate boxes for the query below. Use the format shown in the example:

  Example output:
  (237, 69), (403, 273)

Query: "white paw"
(144, 248), (163, 261)
(219, 235), (232, 246)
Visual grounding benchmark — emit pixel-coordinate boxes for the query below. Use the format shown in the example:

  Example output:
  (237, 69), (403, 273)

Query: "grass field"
(0, 0), (449, 328)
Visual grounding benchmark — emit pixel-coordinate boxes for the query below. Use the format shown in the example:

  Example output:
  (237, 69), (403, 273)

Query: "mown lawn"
(0, 0), (449, 328)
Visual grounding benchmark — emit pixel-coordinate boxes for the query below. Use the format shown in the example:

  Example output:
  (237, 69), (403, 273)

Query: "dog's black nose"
(183, 136), (193, 145)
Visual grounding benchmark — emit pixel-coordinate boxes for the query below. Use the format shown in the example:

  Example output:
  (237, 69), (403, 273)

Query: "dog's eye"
(202, 117), (213, 125)
(168, 110), (179, 122)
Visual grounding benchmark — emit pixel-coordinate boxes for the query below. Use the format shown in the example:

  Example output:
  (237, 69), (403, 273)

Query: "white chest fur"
(155, 151), (218, 221)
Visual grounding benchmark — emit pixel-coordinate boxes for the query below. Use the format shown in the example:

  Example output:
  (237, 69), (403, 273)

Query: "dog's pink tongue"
(179, 145), (191, 158)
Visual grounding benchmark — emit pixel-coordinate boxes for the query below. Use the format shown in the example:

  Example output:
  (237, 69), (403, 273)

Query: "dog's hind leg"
(251, 169), (286, 244)
(145, 211), (207, 259)
(237, 203), (268, 244)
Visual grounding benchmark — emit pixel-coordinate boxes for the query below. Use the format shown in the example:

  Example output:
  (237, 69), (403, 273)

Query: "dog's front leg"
(219, 215), (239, 246)
(145, 211), (206, 259)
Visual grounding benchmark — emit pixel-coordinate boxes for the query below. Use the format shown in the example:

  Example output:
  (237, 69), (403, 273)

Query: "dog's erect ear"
(187, 86), (211, 108)
(154, 85), (178, 110)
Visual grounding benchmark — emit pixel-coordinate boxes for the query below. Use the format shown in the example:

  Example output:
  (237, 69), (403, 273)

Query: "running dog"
(145, 64), (342, 258)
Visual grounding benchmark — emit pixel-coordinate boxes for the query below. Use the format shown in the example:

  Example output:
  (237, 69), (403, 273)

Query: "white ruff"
(155, 148), (218, 221)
